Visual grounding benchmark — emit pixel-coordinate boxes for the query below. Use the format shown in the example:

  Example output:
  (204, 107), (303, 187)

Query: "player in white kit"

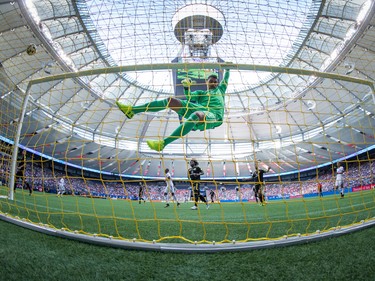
(164, 168), (180, 208)
(335, 162), (345, 198)
(57, 177), (66, 197)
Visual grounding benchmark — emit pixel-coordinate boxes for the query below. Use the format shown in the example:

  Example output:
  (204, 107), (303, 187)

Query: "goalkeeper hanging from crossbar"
(116, 68), (230, 151)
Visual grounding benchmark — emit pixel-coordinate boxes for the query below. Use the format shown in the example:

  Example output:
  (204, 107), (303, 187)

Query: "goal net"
(1, 62), (374, 246)
(0, 0), (374, 250)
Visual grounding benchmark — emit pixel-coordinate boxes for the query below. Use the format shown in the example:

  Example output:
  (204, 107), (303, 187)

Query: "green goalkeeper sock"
(164, 113), (199, 146)
(132, 99), (169, 114)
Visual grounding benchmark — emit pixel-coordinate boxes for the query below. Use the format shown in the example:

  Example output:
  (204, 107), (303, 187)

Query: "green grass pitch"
(1, 186), (374, 244)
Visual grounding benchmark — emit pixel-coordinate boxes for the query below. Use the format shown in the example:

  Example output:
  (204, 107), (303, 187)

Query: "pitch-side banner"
(352, 184), (374, 192)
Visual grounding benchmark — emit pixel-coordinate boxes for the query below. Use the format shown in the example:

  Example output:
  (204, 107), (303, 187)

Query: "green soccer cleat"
(116, 101), (134, 119)
(147, 140), (165, 152)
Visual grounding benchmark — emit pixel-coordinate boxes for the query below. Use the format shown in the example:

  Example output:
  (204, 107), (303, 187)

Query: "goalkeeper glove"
(181, 78), (193, 88)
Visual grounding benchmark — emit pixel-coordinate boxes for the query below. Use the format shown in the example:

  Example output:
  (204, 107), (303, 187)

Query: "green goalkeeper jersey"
(184, 70), (230, 121)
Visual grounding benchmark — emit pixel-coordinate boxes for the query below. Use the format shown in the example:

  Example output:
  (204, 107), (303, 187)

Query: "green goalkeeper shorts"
(178, 100), (223, 131)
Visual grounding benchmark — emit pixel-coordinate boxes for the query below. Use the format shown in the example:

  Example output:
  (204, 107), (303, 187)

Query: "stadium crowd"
(1, 151), (374, 202)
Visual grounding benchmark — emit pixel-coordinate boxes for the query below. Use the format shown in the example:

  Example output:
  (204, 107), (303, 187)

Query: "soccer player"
(317, 181), (323, 197)
(335, 162), (345, 198)
(13, 149), (32, 195)
(220, 184), (227, 200)
(235, 186), (241, 202)
(184, 190), (190, 203)
(209, 189), (216, 203)
(138, 182), (146, 204)
(57, 177), (66, 197)
(252, 164), (271, 206)
(116, 68), (230, 151)
(164, 168), (180, 208)
(188, 159), (209, 210)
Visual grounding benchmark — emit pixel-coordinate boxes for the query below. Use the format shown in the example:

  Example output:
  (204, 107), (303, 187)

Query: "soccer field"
(1, 186), (374, 244)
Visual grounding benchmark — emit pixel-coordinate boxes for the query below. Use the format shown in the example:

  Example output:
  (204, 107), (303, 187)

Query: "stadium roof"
(0, 0), (374, 178)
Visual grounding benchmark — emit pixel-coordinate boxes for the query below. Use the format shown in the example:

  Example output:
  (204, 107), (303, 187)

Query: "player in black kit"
(188, 159), (209, 210)
(252, 164), (270, 206)
(209, 189), (216, 203)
